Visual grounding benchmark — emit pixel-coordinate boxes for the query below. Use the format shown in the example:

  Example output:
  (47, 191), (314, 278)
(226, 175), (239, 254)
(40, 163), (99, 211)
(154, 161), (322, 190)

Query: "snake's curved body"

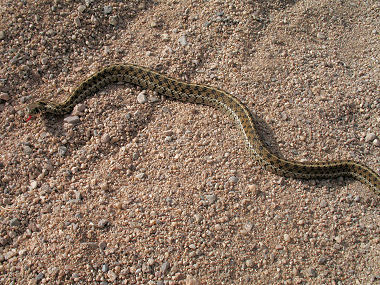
(27, 64), (380, 194)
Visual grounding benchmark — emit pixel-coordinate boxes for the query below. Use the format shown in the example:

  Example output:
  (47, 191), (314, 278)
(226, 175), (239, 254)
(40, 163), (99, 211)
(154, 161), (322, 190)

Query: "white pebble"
(178, 35), (188, 46)
(365, 132), (376, 142)
(229, 176), (238, 183)
(245, 259), (255, 268)
(205, 194), (216, 204)
(316, 32), (326, 40)
(64, 115), (80, 124)
(137, 91), (148, 103)
(243, 222), (253, 232)
(135, 172), (146, 179)
(30, 180), (38, 190)
(72, 103), (86, 115)
(101, 134), (111, 143)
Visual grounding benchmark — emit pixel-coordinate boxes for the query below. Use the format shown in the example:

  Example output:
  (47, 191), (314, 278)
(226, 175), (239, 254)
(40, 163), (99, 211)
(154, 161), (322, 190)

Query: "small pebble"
(307, 267), (317, 277)
(4, 250), (17, 260)
(205, 194), (217, 204)
(72, 103), (86, 115)
(178, 35), (188, 46)
(104, 6), (112, 14)
(99, 241), (107, 250)
(77, 5), (86, 13)
(149, 95), (160, 103)
(109, 16), (118, 26)
(74, 190), (82, 201)
(74, 17), (81, 27)
(142, 263), (151, 273)
(214, 224), (222, 231)
(373, 139), (380, 147)
(137, 91), (148, 103)
(23, 145), (33, 154)
(102, 264), (109, 272)
(135, 172), (146, 179)
(164, 136), (172, 142)
(229, 176), (238, 183)
(316, 32), (326, 40)
(243, 222), (253, 232)
(10, 218), (20, 227)
(47, 267), (58, 276)
(318, 256), (327, 265)
(161, 262), (170, 274)
(194, 214), (203, 223)
(245, 259), (255, 268)
(30, 180), (38, 190)
(20, 96), (30, 103)
(41, 57), (49, 65)
(36, 273), (44, 281)
(91, 15), (98, 25)
(185, 275), (201, 285)
(46, 29), (55, 36)
(0, 31), (5, 40)
(107, 270), (117, 281)
(100, 182), (108, 191)
(0, 92), (9, 101)
(58, 146), (67, 156)
(98, 219), (109, 228)
(101, 134), (111, 143)
(284, 233), (290, 242)
(365, 132), (376, 142)
(64, 115), (80, 124)
(161, 33), (170, 41)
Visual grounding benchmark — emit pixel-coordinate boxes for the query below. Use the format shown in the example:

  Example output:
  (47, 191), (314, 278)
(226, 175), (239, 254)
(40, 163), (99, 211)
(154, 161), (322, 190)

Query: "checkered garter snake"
(27, 64), (379, 194)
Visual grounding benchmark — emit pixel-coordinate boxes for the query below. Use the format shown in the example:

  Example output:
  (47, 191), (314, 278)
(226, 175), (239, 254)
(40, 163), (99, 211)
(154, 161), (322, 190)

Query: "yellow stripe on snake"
(27, 64), (380, 194)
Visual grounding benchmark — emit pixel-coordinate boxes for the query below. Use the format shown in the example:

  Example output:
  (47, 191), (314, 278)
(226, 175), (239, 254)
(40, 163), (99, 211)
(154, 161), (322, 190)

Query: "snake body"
(27, 64), (380, 194)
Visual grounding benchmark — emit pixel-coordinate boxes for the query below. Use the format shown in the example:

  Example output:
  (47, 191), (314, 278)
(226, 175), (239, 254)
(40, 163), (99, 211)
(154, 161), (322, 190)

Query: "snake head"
(26, 101), (48, 115)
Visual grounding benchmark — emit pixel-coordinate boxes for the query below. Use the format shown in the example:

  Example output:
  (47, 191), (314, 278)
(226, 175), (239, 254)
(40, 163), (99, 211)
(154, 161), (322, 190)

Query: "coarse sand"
(0, 0), (379, 284)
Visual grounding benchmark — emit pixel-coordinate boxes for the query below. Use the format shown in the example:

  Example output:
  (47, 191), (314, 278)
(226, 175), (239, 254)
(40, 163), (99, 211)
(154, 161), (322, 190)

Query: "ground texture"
(0, 0), (379, 284)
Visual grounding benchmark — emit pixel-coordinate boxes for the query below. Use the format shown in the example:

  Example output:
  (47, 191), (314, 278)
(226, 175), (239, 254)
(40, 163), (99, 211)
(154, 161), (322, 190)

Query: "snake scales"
(27, 64), (380, 194)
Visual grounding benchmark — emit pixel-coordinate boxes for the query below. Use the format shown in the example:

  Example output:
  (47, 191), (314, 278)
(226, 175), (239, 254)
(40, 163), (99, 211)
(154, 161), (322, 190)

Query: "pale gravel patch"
(0, 0), (379, 284)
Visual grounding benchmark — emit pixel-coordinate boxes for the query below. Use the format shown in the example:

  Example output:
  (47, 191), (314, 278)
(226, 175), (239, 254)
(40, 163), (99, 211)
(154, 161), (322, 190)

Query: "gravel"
(0, 0), (379, 284)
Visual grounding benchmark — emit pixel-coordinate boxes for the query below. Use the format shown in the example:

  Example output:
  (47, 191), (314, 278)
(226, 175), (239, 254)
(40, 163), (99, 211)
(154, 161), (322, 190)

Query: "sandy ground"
(0, 0), (379, 284)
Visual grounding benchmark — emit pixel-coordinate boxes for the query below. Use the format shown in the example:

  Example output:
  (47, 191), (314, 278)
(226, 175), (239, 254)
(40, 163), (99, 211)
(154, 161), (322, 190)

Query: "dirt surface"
(0, 0), (379, 284)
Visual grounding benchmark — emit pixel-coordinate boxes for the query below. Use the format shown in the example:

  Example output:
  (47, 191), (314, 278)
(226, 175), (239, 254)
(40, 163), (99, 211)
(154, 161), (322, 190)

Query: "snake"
(27, 63), (380, 194)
